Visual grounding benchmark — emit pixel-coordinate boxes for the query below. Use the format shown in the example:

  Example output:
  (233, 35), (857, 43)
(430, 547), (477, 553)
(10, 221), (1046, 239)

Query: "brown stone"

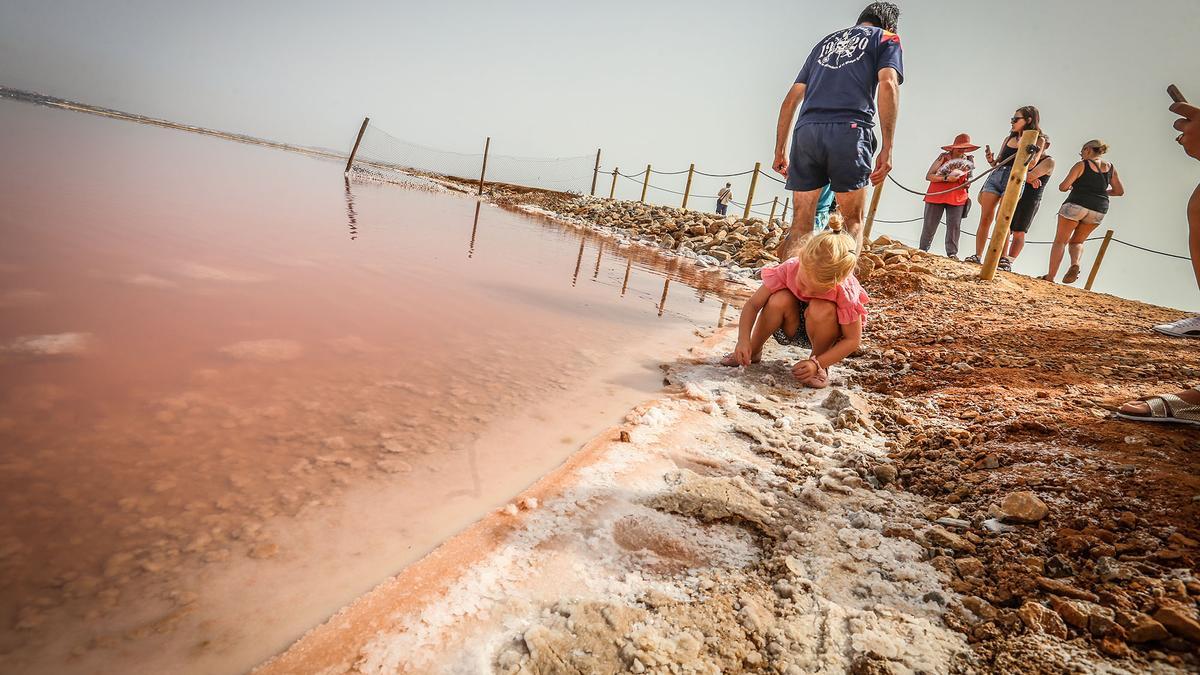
(1154, 605), (1200, 644)
(1098, 636), (1132, 659)
(1037, 576), (1099, 603)
(999, 491), (1049, 523)
(1127, 617), (1170, 643)
(1049, 597), (1090, 631)
(925, 526), (976, 555)
(1018, 601), (1068, 639)
(955, 557), (985, 578)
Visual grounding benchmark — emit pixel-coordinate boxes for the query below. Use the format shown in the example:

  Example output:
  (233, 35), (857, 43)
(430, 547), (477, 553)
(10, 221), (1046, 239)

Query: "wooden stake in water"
(478, 136), (491, 196)
(743, 162), (761, 219)
(640, 165), (651, 203)
(1084, 229), (1115, 291)
(862, 180), (884, 245)
(590, 149), (601, 196)
(610, 168), (618, 199)
(344, 117), (370, 175)
(682, 163), (695, 209)
(980, 130), (1040, 281)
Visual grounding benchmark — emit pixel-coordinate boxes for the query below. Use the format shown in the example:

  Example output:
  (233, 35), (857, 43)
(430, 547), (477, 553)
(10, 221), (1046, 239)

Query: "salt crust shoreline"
(259, 331), (979, 673)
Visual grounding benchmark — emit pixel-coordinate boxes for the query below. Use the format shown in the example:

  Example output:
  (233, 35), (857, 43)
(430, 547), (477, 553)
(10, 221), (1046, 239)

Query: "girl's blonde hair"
(1084, 139), (1109, 155)
(799, 224), (857, 292)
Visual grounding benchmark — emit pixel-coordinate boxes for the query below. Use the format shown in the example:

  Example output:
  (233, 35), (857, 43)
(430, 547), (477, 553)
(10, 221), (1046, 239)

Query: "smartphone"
(1169, 84), (1187, 104)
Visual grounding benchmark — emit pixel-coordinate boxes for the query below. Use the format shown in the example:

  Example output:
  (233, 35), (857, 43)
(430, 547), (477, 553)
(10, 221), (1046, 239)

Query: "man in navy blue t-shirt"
(773, 2), (904, 257)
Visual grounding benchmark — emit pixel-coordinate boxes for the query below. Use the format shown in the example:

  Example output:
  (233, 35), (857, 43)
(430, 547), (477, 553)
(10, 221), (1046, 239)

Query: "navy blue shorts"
(786, 122), (877, 193)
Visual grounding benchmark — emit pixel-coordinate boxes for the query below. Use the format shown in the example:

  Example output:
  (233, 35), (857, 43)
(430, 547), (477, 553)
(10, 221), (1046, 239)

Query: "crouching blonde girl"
(720, 226), (868, 387)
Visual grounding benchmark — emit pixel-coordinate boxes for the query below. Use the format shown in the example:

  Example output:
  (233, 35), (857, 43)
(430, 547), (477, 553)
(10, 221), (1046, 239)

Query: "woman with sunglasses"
(964, 106), (1045, 266)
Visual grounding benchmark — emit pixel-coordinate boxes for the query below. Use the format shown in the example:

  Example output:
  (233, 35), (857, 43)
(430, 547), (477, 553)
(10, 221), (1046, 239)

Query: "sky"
(2, 0), (1199, 309)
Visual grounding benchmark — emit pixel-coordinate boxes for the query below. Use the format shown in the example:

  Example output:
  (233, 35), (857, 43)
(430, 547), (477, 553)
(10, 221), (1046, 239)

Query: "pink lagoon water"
(0, 100), (740, 674)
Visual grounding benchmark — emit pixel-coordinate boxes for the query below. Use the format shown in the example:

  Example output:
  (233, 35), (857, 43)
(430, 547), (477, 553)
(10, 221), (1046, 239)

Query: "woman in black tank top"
(1004, 136), (1056, 267)
(1040, 139), (1126, 283)
(964, 106), (1047, 264)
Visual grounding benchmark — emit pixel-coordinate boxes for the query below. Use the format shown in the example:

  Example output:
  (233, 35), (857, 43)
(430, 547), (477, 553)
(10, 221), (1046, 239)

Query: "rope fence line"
(343, 119), (1192, 272)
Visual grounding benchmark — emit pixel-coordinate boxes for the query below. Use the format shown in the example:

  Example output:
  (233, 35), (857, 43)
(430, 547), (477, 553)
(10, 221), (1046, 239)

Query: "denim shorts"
(787, 122), (877, 193)
(1058, 201), (1106, 225)
(979, 165), (1011, 196)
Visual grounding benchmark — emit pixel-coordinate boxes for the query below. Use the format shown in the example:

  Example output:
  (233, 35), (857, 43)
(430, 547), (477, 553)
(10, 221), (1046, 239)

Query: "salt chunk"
(519, 497), (539, 511)
(501, 503), (519, 516)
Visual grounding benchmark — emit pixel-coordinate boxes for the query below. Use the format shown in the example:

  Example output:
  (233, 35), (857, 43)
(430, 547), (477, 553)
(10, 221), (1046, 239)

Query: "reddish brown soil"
(849, 239), (1199, 669)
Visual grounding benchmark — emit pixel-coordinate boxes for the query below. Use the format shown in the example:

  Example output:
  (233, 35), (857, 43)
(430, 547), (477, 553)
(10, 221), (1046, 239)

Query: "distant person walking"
(918, 133), (978, 259)
(773, 2), (904, 257)
(964, 106), (1045, 265)
(1040, 140), (1125, 283)
(716, 183), (733, 216)
(1004, 136), (1055, 267)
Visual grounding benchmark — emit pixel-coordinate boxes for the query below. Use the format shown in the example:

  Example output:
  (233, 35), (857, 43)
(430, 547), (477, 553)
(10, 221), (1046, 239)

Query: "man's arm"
(870, 68), (900, 185)
(774, 83), (807, 175)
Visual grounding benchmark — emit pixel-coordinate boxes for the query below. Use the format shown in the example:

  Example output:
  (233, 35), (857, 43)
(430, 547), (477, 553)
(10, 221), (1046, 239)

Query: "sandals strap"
(1145, 394), (1200, 422)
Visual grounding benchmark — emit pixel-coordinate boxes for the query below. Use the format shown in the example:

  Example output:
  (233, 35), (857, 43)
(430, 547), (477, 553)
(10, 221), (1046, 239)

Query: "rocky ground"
(421, 183), (1200, 671)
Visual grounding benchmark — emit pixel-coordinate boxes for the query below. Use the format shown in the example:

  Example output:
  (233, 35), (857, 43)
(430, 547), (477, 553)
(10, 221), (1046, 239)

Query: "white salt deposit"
(3, 333), (91, 357)
(177, 262), (266, 283)
(341, 339), (973, 674)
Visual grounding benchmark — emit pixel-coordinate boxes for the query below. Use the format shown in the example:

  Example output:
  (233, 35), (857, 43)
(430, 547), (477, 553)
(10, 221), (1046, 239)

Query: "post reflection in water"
(468, 201), (481, 258)
(592, 241), (604, 280)
(620, 257), (633, 297)
(344, 177), (359, 241)
(657, 278), (671, 317)
(718, 301), (730, 328)
(571, 236), (586, 287)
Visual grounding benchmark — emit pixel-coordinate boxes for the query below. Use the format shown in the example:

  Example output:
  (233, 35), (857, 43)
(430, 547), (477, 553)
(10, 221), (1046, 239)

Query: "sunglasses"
(1010, 116), (1027, 123)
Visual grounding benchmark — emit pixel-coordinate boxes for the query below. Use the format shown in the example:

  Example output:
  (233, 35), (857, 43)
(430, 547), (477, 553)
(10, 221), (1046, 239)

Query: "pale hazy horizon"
(2, 0), (1198, 309)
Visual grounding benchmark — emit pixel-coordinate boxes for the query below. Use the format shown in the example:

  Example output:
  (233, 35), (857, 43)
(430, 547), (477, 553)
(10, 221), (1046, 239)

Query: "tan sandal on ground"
(1062, 264), (1081, 284)
(1115, 387), (1200, 426)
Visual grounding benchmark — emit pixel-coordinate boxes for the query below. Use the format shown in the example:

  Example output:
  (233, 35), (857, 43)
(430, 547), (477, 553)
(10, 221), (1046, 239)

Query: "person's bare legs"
(1008, 231), (1026, 260)
(777, 189), (823, 259)
(803, 299), (841, 355)
(1067, 222), (1100, 267)
(834, 188), (866, 252)
(720, 290), (801, 365)
(1119, 182), (1200, 415)
(973, 191), (1002, 258)
(1044, 216), (1079, 280)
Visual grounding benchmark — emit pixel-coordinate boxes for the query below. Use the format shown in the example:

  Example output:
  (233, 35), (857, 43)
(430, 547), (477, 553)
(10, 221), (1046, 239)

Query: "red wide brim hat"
(942, 133), (980, 152)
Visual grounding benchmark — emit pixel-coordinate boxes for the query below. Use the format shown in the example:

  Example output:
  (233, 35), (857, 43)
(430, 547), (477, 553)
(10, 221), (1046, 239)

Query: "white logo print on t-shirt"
(817, 28), (870, 70)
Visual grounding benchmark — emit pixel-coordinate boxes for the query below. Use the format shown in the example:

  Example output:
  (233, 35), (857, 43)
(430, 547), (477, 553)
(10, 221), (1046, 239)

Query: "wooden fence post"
(980, 130), (1040, 281)
(344, 117), (370, 175)
(743, 162), (761, 219)
(610, 168), (618, 199)
(590, 149), (601, 196)
(768, 197), (779, 224)
(682, 163), (695, 209)
(640, 165), (651, 203)
(862, 181), (885, 247)
(1084, 229), (1115, 291)
(477, 136), (491, 196)
(781, 197), (789, 224)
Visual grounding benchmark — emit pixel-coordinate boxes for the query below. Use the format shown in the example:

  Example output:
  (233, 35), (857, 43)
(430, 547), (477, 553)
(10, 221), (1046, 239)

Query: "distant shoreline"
(0, 86), (346, 162)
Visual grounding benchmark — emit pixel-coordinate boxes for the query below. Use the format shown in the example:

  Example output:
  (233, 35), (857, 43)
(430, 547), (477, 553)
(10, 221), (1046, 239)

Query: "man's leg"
(834, 188), (867, 252)
(777, 189), (824, 259)
(1190, 183), (1200, 287)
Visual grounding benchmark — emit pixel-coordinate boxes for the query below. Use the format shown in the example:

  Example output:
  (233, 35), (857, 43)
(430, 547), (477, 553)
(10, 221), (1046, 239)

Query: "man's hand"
(733, 341), (754, 367)
(792, 359), (818, 380)
(773, 152), (788, 176)
(869, 147), (893, 185)
(1171, 101), (1200, 161)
